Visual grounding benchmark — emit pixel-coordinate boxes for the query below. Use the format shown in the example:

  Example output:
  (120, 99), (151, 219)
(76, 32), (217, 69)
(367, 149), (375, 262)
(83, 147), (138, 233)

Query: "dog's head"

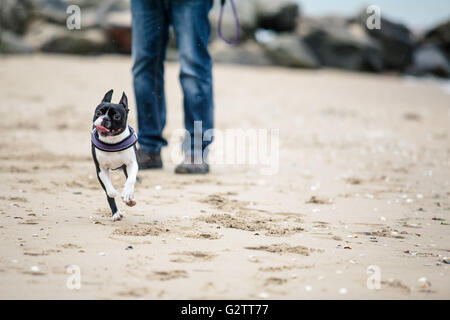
(93, 89), (129, 136)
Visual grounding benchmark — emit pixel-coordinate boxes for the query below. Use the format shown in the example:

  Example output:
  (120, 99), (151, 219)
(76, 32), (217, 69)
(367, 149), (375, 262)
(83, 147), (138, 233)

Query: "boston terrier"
(91, 89), (138, 221)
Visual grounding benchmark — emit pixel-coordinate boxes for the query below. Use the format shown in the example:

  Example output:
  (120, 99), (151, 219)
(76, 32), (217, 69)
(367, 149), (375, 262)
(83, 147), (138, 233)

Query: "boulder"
(408, 44), (450, 77)
(0, 31), (34, 54)
(29, 0), (128, 28)
(103, 10), (131, 54)
(300, 17), (382, 71)
(256, 30), (319, 68)
(210, 39), (272, 66)
(42, 30), (110, 54)
(357, 9), (416, 70)
(64, 0), (129, 11)
(0, 0), (32, 35)
(422, 20), (450, 60)
(255, 0), (299, 32)
(24, 20), (111, 54)
(30, 0), (69, 24)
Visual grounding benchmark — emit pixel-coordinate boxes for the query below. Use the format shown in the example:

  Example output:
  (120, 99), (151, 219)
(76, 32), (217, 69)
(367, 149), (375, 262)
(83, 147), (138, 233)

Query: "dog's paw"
(122, 188), (136, 207)
(107, 188), (119, 198)
(126, 199), (136, 207)
(112, 210), (123, 221)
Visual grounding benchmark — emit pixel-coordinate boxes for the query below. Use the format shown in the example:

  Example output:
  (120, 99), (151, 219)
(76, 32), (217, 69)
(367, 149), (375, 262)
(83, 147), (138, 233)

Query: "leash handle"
(218, 0), (240, 45)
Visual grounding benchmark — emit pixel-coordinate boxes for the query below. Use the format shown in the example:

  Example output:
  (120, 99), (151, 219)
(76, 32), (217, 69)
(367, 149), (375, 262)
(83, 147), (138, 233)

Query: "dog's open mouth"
(96, 126), (123, 136)
(96, 125), (110, 133)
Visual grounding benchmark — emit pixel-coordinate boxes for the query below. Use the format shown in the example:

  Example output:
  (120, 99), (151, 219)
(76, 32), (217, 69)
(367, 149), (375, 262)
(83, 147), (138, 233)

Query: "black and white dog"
(91, 89), (138, 221)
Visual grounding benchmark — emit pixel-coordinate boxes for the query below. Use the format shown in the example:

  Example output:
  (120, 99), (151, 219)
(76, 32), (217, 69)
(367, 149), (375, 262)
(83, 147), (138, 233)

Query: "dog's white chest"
(93, 127), (137, 169)
(95, 147), (136, 169)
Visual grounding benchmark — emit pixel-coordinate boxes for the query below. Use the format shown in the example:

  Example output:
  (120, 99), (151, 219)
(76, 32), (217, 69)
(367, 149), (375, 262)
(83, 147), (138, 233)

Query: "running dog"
(91, 89), (138, 221)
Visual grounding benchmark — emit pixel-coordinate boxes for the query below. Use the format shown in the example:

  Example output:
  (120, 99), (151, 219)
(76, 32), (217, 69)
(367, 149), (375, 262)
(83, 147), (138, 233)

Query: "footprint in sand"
(113, 224), (170, 237)
(116, 287), (149, 297)
(363, 226), (407, 239)
(245, 243), (323, 256)
(184, 231), (223, 240)
(18, 219), (40, 225)
(199, 193), (249, 212)
(381, 279), (411, 293)
(306, 196), (333, 205)
(258, 264), (314, 272)
(170, 251), (217, 263)
(345, 177), (363, 185)
(197, 213), (304, 236)
(147, 270), (188, 281)
(1, 196), (29, 203)
(58, 243), (82, 249)
(264, 277), (288, 286)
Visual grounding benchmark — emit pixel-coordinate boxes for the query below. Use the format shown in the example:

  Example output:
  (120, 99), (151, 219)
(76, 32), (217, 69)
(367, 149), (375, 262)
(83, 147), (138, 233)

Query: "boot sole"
(138, 163), (163, 170)
(174, 167), (209, 174)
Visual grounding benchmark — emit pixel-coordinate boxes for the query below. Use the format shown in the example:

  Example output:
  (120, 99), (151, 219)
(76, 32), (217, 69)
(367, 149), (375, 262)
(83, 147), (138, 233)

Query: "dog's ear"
(119, 91), (129, 113)
(102, 89), (113, 103)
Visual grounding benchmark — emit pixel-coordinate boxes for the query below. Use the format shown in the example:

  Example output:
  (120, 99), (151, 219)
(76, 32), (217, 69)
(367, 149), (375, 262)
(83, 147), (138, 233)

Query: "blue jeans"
(131, 0), (214, 157)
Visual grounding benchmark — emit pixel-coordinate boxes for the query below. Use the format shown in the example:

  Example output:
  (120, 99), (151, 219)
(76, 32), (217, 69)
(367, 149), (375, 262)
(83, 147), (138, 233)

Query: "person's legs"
(131, 0), (170, 156)
(171, 0), (214, 165)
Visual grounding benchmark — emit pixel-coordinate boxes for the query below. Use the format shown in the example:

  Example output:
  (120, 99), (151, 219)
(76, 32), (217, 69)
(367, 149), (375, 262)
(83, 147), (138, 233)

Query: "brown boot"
(174, 155), (209, 174)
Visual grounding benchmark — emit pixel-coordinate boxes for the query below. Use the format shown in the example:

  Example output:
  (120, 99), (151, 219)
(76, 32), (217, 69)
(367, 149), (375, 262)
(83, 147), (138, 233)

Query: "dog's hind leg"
(97, 170), (122, 221)
(98, 171), (122, 221)
(98, 169), (119, 198)
(121, 164), (128, 178)
(106, 196), (122, 221)
(92, 145), (122, 221)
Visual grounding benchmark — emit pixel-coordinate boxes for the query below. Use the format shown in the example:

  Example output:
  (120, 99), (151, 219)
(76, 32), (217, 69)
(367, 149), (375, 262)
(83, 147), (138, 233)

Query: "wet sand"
(0, 54), (449, 299)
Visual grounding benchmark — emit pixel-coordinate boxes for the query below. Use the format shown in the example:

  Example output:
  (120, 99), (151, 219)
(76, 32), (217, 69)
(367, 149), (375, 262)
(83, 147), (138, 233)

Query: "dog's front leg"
(122, 160), (138, 207)
(98, 168), (119, 198)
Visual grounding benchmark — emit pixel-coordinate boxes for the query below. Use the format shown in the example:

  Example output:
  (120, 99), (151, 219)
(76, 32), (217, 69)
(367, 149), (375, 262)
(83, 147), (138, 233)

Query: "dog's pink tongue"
(96, 126), (110, 132)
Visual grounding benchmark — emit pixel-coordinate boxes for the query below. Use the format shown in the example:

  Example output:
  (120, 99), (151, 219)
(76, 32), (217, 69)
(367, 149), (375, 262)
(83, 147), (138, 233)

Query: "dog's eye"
(113, 114), (121, 121)
(95, 111), (102, 117)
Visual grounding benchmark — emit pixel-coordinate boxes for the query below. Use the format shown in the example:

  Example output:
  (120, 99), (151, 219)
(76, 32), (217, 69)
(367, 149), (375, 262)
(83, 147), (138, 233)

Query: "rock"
(408, 44), (450, 77)
(255, 0), (299, 32)
(31, 0), (68, 24)
(256, 30), (319, 68)
(43, 29), (110, 54)
(422, 20), (450, 60)
(300, 17), (382, 71)
(209, 0), (258, 43)
(103, 8), (131, 28)
(103, 10), (131, 53)
(68, 0), (129, 10)
(0, 31), (34, 54)
(210, 39), (272, 66)
(28, 0), (128, 28)
(0, 0), (33, 35)
(357, 9), (416, 70)
(104, 26), (130, 54)
(24, 20), (110, 54)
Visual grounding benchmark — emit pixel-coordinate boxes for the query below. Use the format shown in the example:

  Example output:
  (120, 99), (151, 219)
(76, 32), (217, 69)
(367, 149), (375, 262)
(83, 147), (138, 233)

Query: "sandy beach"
(0, 54), (449, 299)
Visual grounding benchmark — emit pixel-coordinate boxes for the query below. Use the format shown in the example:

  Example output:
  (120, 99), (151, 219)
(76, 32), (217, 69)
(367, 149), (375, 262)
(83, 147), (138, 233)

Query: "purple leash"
(218, 0), (240, 45)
